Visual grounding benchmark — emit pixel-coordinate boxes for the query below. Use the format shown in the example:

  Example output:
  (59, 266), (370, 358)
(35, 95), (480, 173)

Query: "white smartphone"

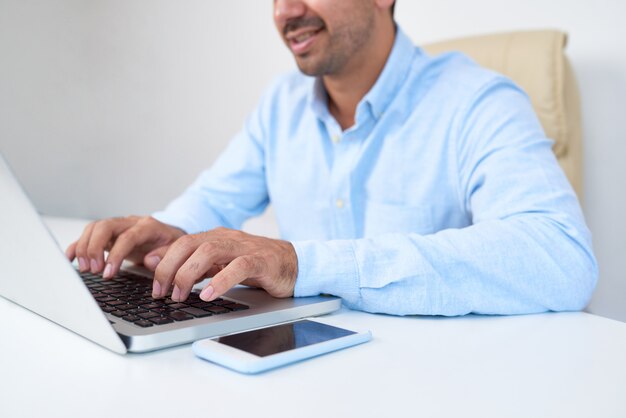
(192, 319), (372, 374)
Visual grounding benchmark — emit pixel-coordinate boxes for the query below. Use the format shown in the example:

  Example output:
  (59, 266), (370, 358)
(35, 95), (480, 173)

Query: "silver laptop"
(0, 154), (341, 354)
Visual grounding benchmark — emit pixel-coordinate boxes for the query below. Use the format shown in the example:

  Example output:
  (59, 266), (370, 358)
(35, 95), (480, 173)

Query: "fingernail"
(152, 280), (161, 298)
(90, 259), (99, 273)
(200, 286), (214, 301)
(172, 285), (181, 301)
(145, 255), (160, 270)
(103, 263), (113, 279)
(78, 257), (88, 272)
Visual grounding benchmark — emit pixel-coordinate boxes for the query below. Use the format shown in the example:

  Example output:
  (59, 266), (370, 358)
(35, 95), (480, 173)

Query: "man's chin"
(294, 57), (325, 77)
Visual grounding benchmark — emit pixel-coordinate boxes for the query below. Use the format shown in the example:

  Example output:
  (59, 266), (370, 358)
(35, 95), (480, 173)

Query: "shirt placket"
(326, 121), (361, 240)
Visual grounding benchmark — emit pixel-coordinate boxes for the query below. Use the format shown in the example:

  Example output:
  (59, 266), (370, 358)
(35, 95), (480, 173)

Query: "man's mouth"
(283, 17), (326, 56)
(286, 27), (324, 55)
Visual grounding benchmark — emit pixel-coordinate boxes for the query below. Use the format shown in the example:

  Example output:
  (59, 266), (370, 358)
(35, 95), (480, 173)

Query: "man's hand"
(151, 227), (298, 303)
(65, 216), (185, 279)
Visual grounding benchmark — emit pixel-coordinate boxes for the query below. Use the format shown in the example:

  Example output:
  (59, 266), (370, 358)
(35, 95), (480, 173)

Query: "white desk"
(1, 217), (625, 418)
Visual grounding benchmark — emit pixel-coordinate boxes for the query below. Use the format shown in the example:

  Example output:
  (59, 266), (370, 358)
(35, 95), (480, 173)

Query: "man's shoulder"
(246, 71), (316, 138)
(412, 49), (519, 102)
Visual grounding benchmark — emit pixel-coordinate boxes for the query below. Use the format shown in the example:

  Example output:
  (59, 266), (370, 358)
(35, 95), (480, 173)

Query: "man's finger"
(170, 241), (242, 301)
(200, 255), (263, 302)
(65, 241), (78, 262)
(205, 264), (225, 278)
(143, 245), (169, 271)
(74, 222), (95, 272)
(104, 224), (153, 279)
(152, 235), (202, 298)
(88, 218), (137, 276)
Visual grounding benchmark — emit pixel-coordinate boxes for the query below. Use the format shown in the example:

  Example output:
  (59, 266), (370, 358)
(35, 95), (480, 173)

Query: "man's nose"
(274, 0), (307, 29)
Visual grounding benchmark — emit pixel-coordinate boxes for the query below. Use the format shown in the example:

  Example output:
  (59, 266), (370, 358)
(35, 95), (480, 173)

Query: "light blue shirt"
(153, 28), (597, 316)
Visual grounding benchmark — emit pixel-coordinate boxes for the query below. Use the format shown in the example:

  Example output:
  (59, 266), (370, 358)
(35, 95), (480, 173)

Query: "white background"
(1, 0), (624, 321)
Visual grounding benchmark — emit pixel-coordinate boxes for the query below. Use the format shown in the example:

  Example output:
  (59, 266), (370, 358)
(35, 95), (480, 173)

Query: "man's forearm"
(293, 214), (597, 316)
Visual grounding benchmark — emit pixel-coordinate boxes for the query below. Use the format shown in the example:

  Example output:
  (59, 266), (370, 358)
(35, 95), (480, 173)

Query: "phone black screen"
(216, 320), (356, 357)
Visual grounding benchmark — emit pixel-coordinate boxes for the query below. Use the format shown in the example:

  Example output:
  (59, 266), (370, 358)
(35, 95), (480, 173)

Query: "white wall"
(1, 0), (624, 321)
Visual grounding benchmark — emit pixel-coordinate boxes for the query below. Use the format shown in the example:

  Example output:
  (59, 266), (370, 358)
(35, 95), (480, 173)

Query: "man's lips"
(286, 27), (324, 55)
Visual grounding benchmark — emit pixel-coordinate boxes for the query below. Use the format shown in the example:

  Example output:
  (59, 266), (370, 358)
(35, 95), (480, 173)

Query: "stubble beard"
(294, 10), (375, 77)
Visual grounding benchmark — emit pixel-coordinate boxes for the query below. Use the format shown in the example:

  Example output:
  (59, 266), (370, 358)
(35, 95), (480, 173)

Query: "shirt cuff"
(291, 239), (361, 306)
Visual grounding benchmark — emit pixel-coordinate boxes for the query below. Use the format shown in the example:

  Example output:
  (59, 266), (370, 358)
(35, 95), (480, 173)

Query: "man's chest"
(264, 117), (471, 240)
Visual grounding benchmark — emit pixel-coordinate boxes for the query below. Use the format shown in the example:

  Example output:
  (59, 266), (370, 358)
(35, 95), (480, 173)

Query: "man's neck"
(324, 20), (396, 131)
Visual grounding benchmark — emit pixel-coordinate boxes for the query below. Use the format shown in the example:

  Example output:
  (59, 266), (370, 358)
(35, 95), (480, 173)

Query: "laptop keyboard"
(80, 270), (249, 328)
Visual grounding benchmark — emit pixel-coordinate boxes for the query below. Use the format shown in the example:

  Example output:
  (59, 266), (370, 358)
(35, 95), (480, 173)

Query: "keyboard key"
(224, 303), (249, 311)
(138, 312), (160, 319)
(107, 283), (124, 289)
(190, 302), (214, 309)
(152, 307), (176, 315)
(124, 291), (141, 298)
(205, 306), (230, 315)
(149, 299), (169, 306)
(168, 311), (194, 322)
(110, 310), (127, 317)
(125, 296), (147, 303)
(122, 314), (141, 322)
(180, 307), (212, 318)
(102, 306), (117, 313)
(169, 303), (188, 309)
(149, 317), (174, 325)
(127, 308), (148, 315)
(210, 298), (232, 306)
(107, 300), (126, 306)
(115, 304), (137, 311)
(140, 303), (162, 310)
(133, 320), (154, 328)
(186, 293), (202, 301)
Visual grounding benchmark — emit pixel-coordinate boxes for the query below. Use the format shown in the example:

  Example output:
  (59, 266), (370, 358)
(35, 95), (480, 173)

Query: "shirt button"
(335, 198), (345, 209)
(331, 134), (341, 144)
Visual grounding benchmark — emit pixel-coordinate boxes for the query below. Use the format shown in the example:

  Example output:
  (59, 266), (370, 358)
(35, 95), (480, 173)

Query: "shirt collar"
(363, 26), (417, 119)
(308, 26), (419, 122)
(310, 77), (330, 121)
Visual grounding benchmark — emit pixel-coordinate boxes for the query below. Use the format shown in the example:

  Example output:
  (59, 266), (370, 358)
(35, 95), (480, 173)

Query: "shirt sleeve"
(293, 79), (598, 316)
(152, 96), (270, 234)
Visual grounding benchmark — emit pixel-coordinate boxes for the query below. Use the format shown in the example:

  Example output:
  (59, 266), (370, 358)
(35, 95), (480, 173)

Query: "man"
(66, 0), (597, 316)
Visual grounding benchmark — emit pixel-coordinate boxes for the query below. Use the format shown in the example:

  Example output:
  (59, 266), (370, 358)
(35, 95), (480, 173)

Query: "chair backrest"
(423, 30), (583, 199)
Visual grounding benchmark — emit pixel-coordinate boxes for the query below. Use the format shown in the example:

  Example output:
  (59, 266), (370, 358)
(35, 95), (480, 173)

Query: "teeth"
(294, 31), (315, 43)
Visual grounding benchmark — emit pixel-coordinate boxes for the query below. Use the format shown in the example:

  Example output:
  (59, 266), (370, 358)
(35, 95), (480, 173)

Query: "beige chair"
(423, 30), (583, 199)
